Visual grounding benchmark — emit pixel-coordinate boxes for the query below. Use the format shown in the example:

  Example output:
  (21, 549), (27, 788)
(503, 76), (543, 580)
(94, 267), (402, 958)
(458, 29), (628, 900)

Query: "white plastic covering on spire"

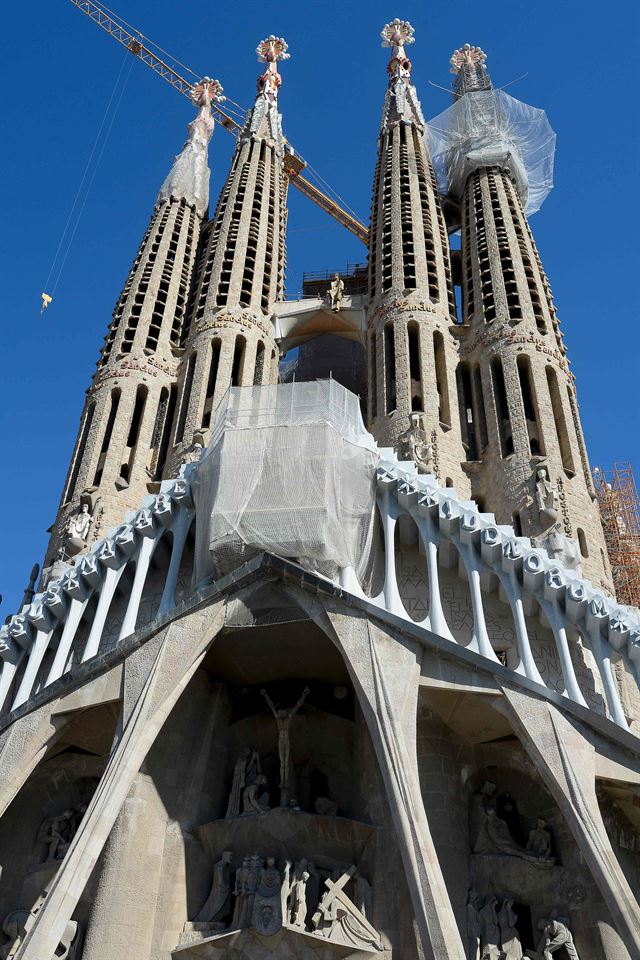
(191, 380), (379, 584)
(426, 89), (556, 216)
(157, 78), (224, 218)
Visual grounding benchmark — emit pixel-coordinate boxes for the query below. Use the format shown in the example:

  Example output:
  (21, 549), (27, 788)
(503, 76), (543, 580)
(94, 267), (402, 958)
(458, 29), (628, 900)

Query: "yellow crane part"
(68, 0), (369, 245)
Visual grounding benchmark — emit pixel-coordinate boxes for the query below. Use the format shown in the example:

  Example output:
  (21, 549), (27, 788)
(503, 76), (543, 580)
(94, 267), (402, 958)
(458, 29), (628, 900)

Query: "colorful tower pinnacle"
(367, 21), (468, 490)
(43, 80), (222, 573)
(446, 46), (611, 588)
(166, 37), (290, 463)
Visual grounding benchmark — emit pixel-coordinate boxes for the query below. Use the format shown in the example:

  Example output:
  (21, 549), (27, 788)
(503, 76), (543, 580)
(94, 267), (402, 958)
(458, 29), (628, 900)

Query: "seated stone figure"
(474, 806), (555, 866)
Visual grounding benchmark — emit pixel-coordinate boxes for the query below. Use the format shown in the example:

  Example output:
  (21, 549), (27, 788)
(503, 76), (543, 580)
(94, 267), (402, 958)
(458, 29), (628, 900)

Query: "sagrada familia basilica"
(1, 16), (639, 960)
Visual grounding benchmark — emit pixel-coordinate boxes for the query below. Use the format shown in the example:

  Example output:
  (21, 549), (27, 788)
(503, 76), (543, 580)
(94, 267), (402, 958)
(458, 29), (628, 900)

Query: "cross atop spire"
(381, 19), (415, 81)
(449, 43), (492, 98)
(256, 36), (290, 101)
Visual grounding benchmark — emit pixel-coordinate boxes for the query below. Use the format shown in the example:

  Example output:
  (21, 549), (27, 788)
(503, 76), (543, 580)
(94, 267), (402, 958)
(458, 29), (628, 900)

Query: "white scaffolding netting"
(426, 89), (556, 216)
(191, 380), (380, 584)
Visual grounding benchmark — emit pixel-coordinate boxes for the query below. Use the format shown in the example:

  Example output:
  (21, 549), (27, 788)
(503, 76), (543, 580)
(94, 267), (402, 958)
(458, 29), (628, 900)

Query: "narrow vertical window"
(155, 385), (177, 479)
(384, 323), (396, 412)
(253, 342), (265, 386)
(472, 366), (488, 451)
(517, 355), (544, 457)
(408, 322), (422, 411)
(202, 339), (222, 428)
(456, 362), (478, 460)
(121, 385), (148, 482)
(577, 529), (589, 559)
(176, 352), (196, 444)
(370, 331), (378, 421)
(93, 389), (120, 485)
(231, 335), (246, 387)
(546, 366), (575, 474)
(491, 357), (514, 457)
(64, 402), (95, 502)
(433, 331), (451, 427)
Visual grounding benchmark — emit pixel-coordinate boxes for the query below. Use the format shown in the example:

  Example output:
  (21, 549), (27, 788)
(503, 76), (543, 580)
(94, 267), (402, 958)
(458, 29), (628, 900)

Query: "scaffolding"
(593, 462), (640, 608)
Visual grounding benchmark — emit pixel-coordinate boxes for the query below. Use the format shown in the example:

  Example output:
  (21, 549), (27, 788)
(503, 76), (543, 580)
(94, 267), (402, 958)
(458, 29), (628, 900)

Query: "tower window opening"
(126, 386), (148, 449)
(231, 336), (246, 387)
(202, 339), (222, 428)
(64, 402), (95, 503)
(456, 362), (478, 460)
(472, 365), (488, 451)
(370, 332), (378, 421)
(512, 512), (523, 537)
(408, 322), (422, 413)
(577, 528), (589, 559)
(175, 352), (197, 444)
(491, 357), (514, 457)
(93, 388), (121, 486)
(384, 323), (396, 413)
(567, 385), (593, 493)
(151, 388), (169, 449)
(154, 385), (177, 479)
(517, 355), (544, 457)
(254, 341), (265, 385)
(545, 366), (575, 475)
(433, 330), (450, 428)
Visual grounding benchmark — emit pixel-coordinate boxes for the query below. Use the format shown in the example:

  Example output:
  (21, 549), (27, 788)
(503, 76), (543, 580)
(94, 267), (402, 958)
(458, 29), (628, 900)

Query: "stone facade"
(3, 22), (640, 960)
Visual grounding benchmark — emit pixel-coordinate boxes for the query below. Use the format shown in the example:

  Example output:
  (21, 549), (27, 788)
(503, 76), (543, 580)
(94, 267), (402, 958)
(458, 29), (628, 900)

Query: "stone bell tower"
(166, 36), (289, 465)
(43, 79), (221, 574)
(448, 45), (612, 590)
(367, 20), (468, 492)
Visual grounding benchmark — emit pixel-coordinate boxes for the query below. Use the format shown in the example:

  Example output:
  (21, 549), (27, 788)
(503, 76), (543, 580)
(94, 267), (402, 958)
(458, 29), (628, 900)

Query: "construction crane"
(67, 0), (369, 246)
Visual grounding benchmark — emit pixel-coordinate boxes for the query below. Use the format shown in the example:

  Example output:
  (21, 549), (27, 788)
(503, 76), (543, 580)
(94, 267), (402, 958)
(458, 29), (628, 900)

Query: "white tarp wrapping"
(191, 381), (379, 584)
(426, 89), (556, 216)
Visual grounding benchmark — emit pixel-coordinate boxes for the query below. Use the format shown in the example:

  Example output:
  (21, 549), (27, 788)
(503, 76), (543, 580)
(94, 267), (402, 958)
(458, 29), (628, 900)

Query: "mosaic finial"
(191, 77), (225, 107)
(449, 44), (487, 75)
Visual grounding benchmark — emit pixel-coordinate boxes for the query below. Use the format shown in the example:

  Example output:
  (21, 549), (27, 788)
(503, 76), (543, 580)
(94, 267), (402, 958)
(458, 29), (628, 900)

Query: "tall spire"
(165, 37), (290, 465)
(367, 21), (468, 492)
(449, 43), (491, 98)
(42, 86), (219, 574)
(157, 78), (224, 217)
(379, 19), (425, 129)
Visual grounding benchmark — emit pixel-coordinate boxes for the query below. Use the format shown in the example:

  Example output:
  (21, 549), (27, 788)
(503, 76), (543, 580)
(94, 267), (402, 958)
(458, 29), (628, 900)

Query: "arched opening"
(202, 339), (222, 427)
(577, 528), (589, 559)
(93, 388), (121, 486)
(383, 323), (396, 413)
(231, 335), (246, 387)
(407, 322), (422, 411)
(175, 352), (197, 444)
(491, 357), (514, 457)
(433, 330), (451, 427)
(153, 384), (177, 480)
(122, 384), (148, 483)
(517, 355), (544, 457)
(394, 513), (429, 622)
(545, 366), (575, 475)
(369, 331), (378, 421)
(64, 402), (95, 503)
(253, 341), (265, 386)
(456, 361), (478, 461)
(359, 504), (385, 599)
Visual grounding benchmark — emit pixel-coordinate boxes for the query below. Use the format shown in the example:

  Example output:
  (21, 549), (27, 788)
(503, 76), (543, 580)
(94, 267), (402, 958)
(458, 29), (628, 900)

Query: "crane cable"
(40, 46), (134, 315)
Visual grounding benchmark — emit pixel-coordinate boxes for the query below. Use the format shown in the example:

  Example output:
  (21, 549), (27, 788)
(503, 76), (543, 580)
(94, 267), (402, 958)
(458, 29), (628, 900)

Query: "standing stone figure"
(328, 273), (345, 311)
(261, 687), (310, 806)
(251, 857), (282, 936)
(67, 503), (93, 544)
(195, 851), (233, 924)
(231, 856), (251, 928)
(537, 918), (580, 959)
(226, 747), (261, 818)
(290, 870), (309, 928)
(466, 888), (481, 960)
(535, 466), (558, 528)
(478, 896), (500, 960)
(497, 897), (521, 960)
(527, 818), (553, 859)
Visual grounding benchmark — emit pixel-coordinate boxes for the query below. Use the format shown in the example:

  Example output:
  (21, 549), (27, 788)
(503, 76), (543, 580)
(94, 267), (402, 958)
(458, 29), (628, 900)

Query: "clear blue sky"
(1, 0), (638, 614)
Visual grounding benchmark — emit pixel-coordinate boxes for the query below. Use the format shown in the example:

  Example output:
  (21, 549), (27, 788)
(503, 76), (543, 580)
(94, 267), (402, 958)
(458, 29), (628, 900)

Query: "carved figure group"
(37, 804), (86, 863)
(192, 851), (381, 950)
(226, 747), (262, 818)
(467, 891), (522, 960)
(471, 781), (555, 867)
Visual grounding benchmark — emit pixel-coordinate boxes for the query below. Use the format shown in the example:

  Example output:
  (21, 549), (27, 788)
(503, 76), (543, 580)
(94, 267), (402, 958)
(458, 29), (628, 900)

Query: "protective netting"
(191, 381), (380, 585)
(426, 89), (556, 215)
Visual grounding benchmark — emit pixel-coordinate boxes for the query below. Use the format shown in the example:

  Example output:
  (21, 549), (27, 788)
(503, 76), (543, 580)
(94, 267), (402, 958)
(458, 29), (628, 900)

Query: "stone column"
(82, 774), (167, 960)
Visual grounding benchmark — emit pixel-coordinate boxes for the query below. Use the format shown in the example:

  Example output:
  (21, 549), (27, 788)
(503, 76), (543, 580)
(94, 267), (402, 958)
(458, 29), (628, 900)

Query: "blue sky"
(1, 0), (638, 613)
